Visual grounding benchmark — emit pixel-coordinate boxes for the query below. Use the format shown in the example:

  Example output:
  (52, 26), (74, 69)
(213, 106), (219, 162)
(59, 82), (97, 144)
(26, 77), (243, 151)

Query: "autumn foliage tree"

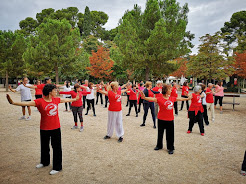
(170, 58), (188, 78)
(86, 46), (114, 79)
(233, 52), (246, 78)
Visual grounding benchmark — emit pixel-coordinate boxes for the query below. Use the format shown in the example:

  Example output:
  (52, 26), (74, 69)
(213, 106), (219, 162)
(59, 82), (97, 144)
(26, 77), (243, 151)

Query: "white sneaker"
(50, 170), (59, 175)
(19, 116), (26, 120)
(241, 170), (246, 176)
(212, 118), (215, 122)
(26, 116), (31, 121)
(80, 126), (84, 132)
(71, 125), (78, 129)
(36, 164), (44, 169)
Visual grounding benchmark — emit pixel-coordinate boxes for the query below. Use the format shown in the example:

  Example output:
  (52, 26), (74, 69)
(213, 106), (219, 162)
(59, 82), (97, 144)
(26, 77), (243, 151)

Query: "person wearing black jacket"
(140, 81), (160, 129)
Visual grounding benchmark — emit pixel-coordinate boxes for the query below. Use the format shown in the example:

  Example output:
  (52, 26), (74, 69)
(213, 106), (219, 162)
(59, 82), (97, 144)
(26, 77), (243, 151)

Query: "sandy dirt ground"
(0, 88), (245, 184)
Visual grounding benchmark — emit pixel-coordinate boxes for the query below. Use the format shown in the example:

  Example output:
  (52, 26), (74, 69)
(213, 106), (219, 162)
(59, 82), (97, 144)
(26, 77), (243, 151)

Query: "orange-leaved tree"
(170, 58), (188, 78)
(86, 46), (114, 79)
(233, 52), (246, 78)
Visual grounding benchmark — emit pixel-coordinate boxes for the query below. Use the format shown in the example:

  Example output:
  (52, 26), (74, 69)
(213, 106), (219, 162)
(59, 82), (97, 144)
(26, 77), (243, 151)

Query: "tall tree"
(23, 19), (81, 84)
(18, 17), (38, 36)
(116, 0), (193, 80)
(82, 35), (102, 54)
(170, 58), (188, 78)
(81, 6), (92, 38)
(233, 52), (246, 78)
(86, 46), (114, 79)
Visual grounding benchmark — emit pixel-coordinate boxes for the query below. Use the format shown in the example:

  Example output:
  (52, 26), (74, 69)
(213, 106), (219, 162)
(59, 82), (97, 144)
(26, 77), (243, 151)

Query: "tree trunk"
(5, 71), (9, 92)
(145, 66), (150, 81)
(55, 66), (59, 84)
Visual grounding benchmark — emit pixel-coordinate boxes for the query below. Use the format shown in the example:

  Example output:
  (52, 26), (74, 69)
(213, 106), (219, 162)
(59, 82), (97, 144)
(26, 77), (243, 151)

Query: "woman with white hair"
(97, 82), (126, 142)
(187, 85), (205, 136)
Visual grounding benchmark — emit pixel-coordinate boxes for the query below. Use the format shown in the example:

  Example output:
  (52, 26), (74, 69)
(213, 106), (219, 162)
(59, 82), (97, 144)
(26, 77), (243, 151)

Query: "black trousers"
(40, 128), (62, 171)
(83, 95), (87, 109)
(138, 98), (143, 112)
(128, 100), (138, 115)
(35, 95), (43, 99)
(87, 99), (95, 115)
(96, 92), (103, 105)
(174, 101), (178, 115)
(202, 105), (209, 125)
(126, 95), (130, 106)
(242, 150), (246, 171)
(65, 96), (71, 110)
(180, 95), (189, 110)
(105, 95), (108, 107)
(188, 111), (204, 133)
(143, 102), (156, 126)
(214, 96), (223, 106)
(156, 119), (174, 150)
(71, 105), (83, 123)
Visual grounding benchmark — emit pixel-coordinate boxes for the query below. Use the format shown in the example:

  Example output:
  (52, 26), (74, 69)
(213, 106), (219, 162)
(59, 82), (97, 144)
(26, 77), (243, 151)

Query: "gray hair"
(208, 83), (213, 87)
(193, 85), (201, 92)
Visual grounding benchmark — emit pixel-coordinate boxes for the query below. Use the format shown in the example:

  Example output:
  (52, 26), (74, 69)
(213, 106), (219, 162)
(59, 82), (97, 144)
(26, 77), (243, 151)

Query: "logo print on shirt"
(116, 94), (122, 102)
(197, 96), (202, 103)
(164, 101), (173, 110)
(45, 104), (58, 116)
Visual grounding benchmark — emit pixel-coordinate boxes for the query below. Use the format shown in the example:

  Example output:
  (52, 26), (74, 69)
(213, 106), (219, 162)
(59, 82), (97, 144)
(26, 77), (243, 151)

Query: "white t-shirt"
(201, 91), (206, 105)
(62, 86), (73, 98)
(15, 84), (32, 101)
(86, 87), (95, 100)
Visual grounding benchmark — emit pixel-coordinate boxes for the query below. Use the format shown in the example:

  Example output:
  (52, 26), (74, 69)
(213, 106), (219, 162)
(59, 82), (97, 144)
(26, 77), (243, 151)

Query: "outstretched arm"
(97, 89), (108, 95)
(60, 92), (80, 103)
(140, 91), (157, 102)
(23, 83), (37, 89)
(6, 94), (36, 106)
(8, 85), (16, 93)
(176, 94), (192, 101)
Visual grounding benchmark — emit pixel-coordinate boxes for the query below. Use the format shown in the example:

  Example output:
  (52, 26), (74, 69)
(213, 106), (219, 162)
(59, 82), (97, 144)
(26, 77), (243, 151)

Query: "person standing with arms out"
(104, 82), (109, 108)
(60, 84), (91, 132)
(206, 83), (215, 121)
(96, 81), (104, 105)
(171, 82), (179, 116)
(82, 80), (88, 109)
(214, 81), (224, 114)
(85, 82), (97, 116)
(6, 84), (79, 175)
(9, 77), (32, 121)
(140, 81), (160, 129)
(125, 82), (131, 107)
(187, 85), (205, 136)
(138, 83), (145, 113)
(34, 80), (43, 99)
(152, 80), (163, 119)
(140, 84), (190, 154)
(97, 82), (126, 142)
(126, 84), (139, 117)
(180, 82), (189, 111)
(62, 81), (73, 112)
(200, 84), (209, 126)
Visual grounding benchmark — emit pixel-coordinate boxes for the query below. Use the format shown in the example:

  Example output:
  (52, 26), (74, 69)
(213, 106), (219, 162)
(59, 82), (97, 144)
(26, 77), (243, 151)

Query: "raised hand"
(6, 94), (13, 104)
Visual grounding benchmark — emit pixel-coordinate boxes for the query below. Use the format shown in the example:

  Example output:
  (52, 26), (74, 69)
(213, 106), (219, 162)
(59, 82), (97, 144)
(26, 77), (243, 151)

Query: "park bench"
(223, 94), (240, 111)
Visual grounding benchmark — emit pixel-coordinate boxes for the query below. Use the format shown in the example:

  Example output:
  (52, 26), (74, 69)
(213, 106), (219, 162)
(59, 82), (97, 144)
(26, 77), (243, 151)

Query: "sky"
(0, 0), (246, 54)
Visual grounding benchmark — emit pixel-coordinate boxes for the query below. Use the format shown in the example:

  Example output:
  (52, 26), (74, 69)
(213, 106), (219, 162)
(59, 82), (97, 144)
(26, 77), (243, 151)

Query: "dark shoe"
(126, 114), (130, 116)
(168, 150), (174, 154)
(93, 114), (96, 117)
(179, 109), (182, 111)
(118, 137), (123, 142)
(140, 124), (145, 127)
(153, 125), (156, 129)
(136, 114), (138, 117)
(138, 110), (140, 113)
(85, 113), (88, 115)
(154, 146), (161, 150)
(104, 135), (111, 139)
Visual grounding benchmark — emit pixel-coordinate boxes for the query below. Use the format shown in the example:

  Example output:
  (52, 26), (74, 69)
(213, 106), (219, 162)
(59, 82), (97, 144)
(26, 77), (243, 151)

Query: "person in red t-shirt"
(97, 82), (127, 143)
(6, 84), (79, 175)
(126, 84), (139, 117)
(206, 83), (215, 121)
(96, 81), (104, 105)
(59, 84), (91, 132)
(171, 82), (179, 116)
(81, 80), (88, 109)
(34, 80), (43, 99)
(137, 83), (145, 113)
(104, 82), (109, 108)
(187, 85), (205, 136)
(180, 81), (190, 111)
(152, 80), (163, 119)
(140, 84), (190, 154)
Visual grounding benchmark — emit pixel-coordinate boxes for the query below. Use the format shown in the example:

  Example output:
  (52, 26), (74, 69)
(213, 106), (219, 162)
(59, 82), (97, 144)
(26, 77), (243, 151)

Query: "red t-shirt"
(81, 84), (88, 92)
(171, 87), (178, 98)
(34, 85), (43, 95)
(189, 93), (204, 115)
(34, 97), (61, 130)
(108, 90), (122, 111)
(157, 96), (177, 121)
(152, 87), (162, 98)
(148, 90), (154, 97)
(206, 88), (214, 103)
(128, 89), (138, 100)
(182, 86), (189, 96)
(37, 83), (46, 91)
(59, 91), (91, 107)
